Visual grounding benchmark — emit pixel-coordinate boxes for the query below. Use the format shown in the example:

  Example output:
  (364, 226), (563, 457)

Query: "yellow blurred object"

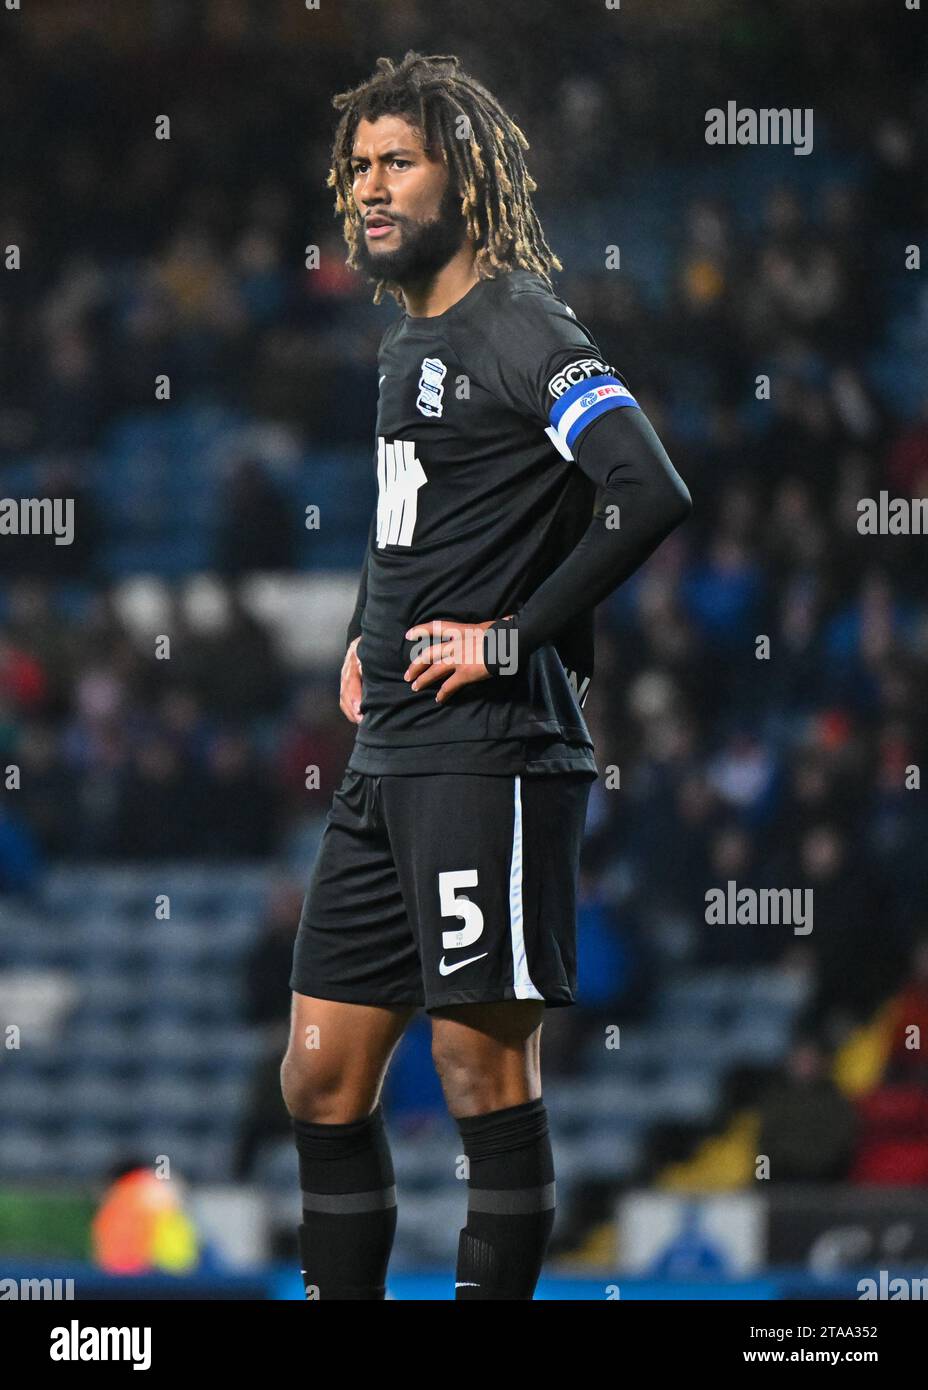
(658, 1110), (760, 1192)
(559, 1219), (616, 1268)
(150, 1208), (199, 1274)
(832, 1000), (898, 1097)
(683, 258), (725, 306)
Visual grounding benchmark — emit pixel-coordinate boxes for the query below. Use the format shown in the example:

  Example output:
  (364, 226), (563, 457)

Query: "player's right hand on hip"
(340, 637), (363, 724)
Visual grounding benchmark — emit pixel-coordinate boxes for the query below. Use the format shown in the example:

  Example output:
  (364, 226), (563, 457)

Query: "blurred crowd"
(1, 0), (924, 458)
(0, 579), (354, 868)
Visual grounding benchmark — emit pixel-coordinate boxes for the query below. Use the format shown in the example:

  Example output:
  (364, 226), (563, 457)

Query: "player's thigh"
(282, 992), (415, 1121)
(284, 768), (421, 1119)
(431, 999), (545, 1052)
(290, 768), (423, 1011)
(381, 770), (591, 1012)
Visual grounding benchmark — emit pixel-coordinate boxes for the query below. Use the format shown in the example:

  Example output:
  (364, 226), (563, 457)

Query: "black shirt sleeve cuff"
(483, 616), (520, 677)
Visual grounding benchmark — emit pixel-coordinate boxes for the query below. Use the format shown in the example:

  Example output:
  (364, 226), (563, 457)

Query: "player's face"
(350, 115), (468, 285)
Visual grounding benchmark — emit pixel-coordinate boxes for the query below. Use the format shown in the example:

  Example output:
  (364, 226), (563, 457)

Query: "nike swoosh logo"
(439, 952), (488, 976)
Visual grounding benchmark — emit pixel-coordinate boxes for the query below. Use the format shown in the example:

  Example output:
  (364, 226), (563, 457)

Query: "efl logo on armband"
(548, 371), (640, 454)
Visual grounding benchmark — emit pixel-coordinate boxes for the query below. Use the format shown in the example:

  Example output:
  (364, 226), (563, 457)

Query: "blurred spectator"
(884, 937), (928, 1084)
(214, 459), (297, 576)
(199, 731), (277, 858)
(116, 738), (205, 858)
(850, 1082), (928, 1186)
(234, 884), (303, 1179)
(757, 1040), (857, 1183)
(92, 1163), (199, 1275)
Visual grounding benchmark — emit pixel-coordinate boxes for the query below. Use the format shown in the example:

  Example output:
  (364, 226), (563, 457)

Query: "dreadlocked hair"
(327, 51), (562, 305)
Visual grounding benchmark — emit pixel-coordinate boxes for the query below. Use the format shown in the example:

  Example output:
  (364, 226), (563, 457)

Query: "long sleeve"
(345, 510), (376, 649)
(484, 406), (691, 672)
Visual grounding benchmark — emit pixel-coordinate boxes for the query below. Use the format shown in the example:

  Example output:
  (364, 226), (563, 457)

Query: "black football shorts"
(290, 767), (593, 1012)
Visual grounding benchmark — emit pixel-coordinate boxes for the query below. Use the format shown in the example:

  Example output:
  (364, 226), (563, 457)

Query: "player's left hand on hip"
(403, 619), (496, 703)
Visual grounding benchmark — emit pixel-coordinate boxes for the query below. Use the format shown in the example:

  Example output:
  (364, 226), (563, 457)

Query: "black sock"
(293, 1104), (396, 1300)
(454, 1097), (556, 1300)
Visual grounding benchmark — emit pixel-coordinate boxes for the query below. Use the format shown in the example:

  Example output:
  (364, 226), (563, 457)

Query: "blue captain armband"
(548, 375), (640, 455)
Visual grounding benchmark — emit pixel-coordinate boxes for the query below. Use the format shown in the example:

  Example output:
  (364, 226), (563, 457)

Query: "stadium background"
(1, 0), (926, 1299)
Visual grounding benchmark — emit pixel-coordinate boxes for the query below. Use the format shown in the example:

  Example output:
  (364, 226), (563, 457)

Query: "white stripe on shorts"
(509, 774), (543, 1001)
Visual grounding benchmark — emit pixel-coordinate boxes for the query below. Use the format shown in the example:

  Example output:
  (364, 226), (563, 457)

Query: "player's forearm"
(488, 410), (691, 666)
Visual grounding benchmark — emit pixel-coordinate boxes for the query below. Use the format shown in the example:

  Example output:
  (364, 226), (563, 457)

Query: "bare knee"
(430, 1040), (492, 1115)
(280, 996), (415, 1124)
(279, 1043), (361, 1124)
(431, 1004), (544, 1118)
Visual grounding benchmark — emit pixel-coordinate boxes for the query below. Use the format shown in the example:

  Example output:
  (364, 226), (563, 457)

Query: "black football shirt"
(347, 267), (640, 778)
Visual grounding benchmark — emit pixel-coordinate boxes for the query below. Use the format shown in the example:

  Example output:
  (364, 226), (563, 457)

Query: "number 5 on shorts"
(438, 869), (484, 950)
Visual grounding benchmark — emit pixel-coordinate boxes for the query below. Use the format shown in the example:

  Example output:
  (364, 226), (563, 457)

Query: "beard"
(355, 182), (469, 289)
